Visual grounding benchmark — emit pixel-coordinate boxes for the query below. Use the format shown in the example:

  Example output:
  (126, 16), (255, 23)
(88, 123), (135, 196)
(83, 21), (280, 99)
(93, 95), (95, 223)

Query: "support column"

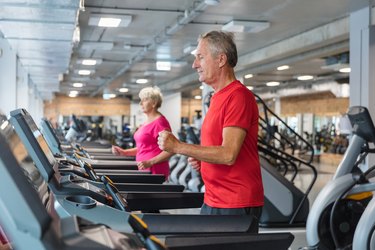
(349, 5), (375, 168)
(0, 38), (17, 115)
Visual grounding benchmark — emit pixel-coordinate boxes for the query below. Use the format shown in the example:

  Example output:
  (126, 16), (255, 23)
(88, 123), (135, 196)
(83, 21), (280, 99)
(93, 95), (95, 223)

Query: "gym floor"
(164, 161), (337, 250)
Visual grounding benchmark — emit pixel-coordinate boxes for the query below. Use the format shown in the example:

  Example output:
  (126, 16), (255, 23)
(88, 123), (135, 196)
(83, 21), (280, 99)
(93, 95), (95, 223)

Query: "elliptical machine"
(306, 106), (375, 249)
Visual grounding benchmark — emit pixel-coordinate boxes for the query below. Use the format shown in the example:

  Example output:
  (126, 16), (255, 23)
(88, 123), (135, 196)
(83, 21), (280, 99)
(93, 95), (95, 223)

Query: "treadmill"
(8, 112), (204, 211)
(0, 128), (294, 250)
(40, 118), (135, 161)
(0, 117), (257, 234)
(0, 121), (153, 250)
(11, 109), (168, 185)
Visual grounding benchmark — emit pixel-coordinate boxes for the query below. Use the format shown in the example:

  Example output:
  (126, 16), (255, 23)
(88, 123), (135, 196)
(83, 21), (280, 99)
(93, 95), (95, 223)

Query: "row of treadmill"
(2, 103), (375, 249)
(0, 108), (294, 249)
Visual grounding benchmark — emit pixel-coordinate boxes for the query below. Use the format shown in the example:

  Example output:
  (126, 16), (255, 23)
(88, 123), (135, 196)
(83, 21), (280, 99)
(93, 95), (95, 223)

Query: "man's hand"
(188, 157), (201, 172)
(158, 130), (180, 153)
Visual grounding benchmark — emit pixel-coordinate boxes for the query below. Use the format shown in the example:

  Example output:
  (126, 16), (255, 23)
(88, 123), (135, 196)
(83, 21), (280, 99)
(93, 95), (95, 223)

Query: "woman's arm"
(112, 145), (137, 156)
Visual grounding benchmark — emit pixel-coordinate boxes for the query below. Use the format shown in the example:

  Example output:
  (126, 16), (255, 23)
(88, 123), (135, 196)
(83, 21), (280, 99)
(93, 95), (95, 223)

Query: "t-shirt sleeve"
(152, 116), (172, 138)
(223, 90), (257, 131)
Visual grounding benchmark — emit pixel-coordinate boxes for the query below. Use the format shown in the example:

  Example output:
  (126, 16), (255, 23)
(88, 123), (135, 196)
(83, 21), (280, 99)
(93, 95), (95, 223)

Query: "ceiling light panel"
(88, 14), (132, 28)
(222, 20), (270, 33)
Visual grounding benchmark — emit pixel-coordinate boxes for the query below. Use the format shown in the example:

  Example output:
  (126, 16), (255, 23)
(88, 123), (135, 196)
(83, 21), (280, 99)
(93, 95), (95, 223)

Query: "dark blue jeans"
(200, 203), (262, 233)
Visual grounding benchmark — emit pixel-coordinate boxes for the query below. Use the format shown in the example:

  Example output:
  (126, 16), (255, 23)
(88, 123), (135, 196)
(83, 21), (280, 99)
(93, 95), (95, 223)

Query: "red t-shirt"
(201, 80), (264, 208)
(134, 115), (171, 179)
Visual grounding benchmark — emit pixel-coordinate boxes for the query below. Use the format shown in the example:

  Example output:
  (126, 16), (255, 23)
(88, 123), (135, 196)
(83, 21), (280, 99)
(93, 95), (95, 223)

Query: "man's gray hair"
(198, 30), (238, 67)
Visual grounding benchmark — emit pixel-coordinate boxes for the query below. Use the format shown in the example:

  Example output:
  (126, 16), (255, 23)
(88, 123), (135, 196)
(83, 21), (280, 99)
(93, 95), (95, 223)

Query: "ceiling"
(0, 0), (372, 101)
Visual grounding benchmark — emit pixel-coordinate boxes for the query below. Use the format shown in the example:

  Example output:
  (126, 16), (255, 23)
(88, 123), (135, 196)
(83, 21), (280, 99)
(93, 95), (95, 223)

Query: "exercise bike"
(305, 106), (375, 249)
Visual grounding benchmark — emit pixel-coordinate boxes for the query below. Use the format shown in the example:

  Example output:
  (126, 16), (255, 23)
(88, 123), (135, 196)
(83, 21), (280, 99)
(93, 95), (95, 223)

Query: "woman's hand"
(112, 145), (123, 156)
(137, 160), (152, 170)
(188, 157), (201, 172)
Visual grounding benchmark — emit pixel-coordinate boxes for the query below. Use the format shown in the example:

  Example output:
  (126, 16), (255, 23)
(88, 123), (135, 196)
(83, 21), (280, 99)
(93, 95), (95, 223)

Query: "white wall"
(0, 38), (44, 122)
(159, 92), (181, 136)
(0, 38), (17, 116)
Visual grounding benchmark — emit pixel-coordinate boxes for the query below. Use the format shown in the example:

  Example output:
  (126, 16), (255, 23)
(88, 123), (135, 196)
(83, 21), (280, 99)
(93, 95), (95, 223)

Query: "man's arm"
(158, 126), (246, 165)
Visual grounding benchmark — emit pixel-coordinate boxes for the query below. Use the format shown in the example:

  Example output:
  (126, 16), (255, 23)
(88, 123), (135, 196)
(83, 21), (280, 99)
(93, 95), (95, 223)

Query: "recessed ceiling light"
(297, 75), (314, 81)
(339, 67), (351, 73)
(73, 82), (84, 88)
(103, 93), (116, 100)
(119, 87), (129, 93)
(266, 81), (280, 87)
(156, 61), (171, 71)
(136, 79), (148, 84)
(244, 74), (253, 79)
(78, 70), (92, 75)
(99, 18), (121, 27)
(194, 95), (202, 100)
(81, 59), (97, 66)
(199, 85), (204, 90)
(277, 65), (290, 71)
(69, 90), (78, 97)
(88, 14), (132, 28)
(247, 86), (254, 90)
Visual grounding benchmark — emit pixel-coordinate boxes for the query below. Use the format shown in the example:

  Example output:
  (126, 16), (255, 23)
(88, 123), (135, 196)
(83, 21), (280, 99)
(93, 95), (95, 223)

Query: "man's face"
(192, 39), (219, 84)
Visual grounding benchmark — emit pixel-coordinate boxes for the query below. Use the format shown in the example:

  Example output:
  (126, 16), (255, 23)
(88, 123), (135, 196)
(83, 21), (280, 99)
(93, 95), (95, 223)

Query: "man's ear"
(218, 53), (227, 68)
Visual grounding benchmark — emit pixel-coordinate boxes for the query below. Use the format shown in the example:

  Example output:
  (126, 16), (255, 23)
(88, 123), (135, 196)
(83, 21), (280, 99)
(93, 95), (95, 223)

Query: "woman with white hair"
(112, 86), (172, 180)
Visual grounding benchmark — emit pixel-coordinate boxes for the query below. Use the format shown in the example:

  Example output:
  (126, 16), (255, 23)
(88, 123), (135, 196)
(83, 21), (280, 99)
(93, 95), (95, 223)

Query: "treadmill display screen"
(0, 119), (50, 206)
(24, 113), (56, 166)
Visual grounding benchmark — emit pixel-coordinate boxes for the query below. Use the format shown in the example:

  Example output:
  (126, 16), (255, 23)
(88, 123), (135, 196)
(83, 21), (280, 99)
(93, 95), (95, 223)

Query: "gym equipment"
(0, 115), (256, 234)
(0, 127), (294, 250)
(41, 118), (135, 161)
(256, 94), (317, 227)
(0, 129), (151, 250)
(306, 106), (375, 249)
(9, 111), (204, 211)
(12, 109), (166, 184)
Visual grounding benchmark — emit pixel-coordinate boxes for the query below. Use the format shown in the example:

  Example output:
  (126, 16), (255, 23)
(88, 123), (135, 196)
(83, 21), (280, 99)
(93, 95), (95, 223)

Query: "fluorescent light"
(79, 59), (103, 65)
(88, 14), (132, 28)
(99, 18), (121, 27)
(0, 120), (9, 130)
(247, 86), (254, 90)
(244, 74), (253, 79)
(78, 70), (92, 75)
(73, 82), (84, 88)
(136, 79), (148, 84)
(103, 93), (116, 100)
(222, 20), (270, 33)
(156, 61), (171, 71)
(297, 75), (314, 81)
(277, 65), (290, 71)
(119, 87), (129, 93)
(69, 90), (78, 97)
(194, 95), (202, 100)
(339, 67), (351, 73)
(266, 81), (280, 87)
